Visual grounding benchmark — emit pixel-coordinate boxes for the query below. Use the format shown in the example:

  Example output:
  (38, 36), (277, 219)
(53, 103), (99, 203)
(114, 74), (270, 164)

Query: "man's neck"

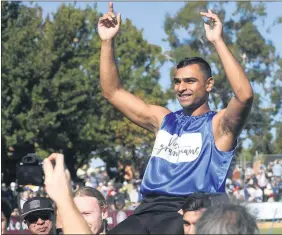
(182, 102), (211, 116)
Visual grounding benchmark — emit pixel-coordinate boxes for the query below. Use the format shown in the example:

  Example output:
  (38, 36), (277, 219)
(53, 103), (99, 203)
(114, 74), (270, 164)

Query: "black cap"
(22, 197), (54, 218)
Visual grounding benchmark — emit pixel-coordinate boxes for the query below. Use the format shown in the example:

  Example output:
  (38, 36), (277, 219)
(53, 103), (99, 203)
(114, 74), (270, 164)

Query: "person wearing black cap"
(1, 198), (12, 234)
(22, 197), (54, 235)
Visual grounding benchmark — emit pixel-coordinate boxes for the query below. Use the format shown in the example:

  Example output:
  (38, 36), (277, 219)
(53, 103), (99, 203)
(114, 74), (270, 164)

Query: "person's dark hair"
(182, 193), (211, 212)
(195, 204), (259, 234)
(176, 57), (212, 80)
(182, 192), (230, 213)
(74, 186), (107, 208)
(1, 198), (12, 226)
(114, 193), (126, 210)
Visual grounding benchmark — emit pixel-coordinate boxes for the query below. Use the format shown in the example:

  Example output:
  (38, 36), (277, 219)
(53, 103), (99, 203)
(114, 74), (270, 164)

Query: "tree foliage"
(1, 2), (167, 181)
(163, 2), (282, 157)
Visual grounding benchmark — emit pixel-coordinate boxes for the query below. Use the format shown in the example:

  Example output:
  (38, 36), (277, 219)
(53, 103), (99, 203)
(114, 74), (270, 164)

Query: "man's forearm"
(100, 39), (122, 99)
(57, 199), (92, 234)
(213, 39), (253, 103)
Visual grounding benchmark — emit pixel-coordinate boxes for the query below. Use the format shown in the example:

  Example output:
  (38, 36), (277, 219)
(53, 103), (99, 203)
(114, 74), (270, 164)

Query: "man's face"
(183, 209), (206, 235)
(174, 64), (212, 109)
(1, 211), (7, 235)
(25, 211), (53, 235)
(74, 196), (107, 235)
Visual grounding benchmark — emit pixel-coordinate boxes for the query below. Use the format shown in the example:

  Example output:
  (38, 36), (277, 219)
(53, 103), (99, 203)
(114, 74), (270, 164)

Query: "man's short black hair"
(182, 192), (230, 213)
(176, 57), (212, 80)
(182, 193), (211, 213)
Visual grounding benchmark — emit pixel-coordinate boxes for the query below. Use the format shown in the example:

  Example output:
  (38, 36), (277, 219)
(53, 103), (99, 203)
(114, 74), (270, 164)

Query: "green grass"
(260, 227), (282, 234)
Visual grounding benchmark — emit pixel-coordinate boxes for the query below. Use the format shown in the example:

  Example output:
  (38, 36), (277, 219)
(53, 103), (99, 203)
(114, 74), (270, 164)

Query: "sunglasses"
(25, 212), (52, 223)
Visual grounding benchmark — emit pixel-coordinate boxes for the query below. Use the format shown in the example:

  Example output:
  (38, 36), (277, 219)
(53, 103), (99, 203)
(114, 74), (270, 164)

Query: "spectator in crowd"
(253, 183), (263, 202)
(43, 153), (92, 234)
(256, 165), (268, 200)
(195, 204), (259, 234)
(232, 185), (245, 201)
(85, 178), (94, 187)
(124, 161), (134, 183)
(128, 182), (140, 210)
(246, 179), (257, 202)
(74, 186), (108, 234)
(116, 160), (126, 184)
(273, 160), (282, 183)
(264, 183), (275, 202)
(1, 198), (12, 234)
(20, 190), (30, 209)
(227, 159), (282, 202)
(244, 163), (254, 181)
(98, 2), (253, 234)
(1, 183), (15, 207)
(10, 182), (17, 193)
(113, 192), (126, 211)
(22, 197), (54, 235)
(11, 208), (19, 217)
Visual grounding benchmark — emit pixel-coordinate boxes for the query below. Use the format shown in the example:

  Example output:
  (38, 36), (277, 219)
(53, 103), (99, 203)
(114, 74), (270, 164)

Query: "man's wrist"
(56, 196), (74, 211)
(101, 39), (114, 47)
(212, 38), (224, 47)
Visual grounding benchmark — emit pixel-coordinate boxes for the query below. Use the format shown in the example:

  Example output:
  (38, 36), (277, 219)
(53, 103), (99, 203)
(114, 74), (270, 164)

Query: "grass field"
(260, 228), (282, 234)
(258, 221), (282, 234)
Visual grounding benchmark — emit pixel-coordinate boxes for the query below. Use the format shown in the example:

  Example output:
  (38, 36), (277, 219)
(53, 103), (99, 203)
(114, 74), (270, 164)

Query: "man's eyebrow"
(173, 77), (198, 81)
(183, 219), (191, 225)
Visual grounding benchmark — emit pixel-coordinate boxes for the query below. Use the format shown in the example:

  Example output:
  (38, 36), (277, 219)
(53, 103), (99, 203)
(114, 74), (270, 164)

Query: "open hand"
(43, 153), (73, 205)
(98, 2), (121, 41)
(200, 9), (223, 44)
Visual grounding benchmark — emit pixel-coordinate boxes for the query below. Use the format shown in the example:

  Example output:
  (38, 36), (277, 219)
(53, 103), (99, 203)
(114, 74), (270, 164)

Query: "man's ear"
(206, 77), (214, 92)
(101, 206), (108, 220)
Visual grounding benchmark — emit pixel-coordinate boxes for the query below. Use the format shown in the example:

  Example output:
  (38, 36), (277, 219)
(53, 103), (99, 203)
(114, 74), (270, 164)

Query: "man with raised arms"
(98, 3), (253, 234)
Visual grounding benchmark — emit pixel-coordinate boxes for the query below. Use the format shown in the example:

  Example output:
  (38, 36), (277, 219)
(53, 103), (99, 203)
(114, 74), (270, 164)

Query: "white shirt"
(254, 188), (263, 202)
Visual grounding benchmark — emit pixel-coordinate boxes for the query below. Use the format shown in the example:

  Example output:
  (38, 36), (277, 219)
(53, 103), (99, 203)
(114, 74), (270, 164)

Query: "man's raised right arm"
(99, 2), (170, 132)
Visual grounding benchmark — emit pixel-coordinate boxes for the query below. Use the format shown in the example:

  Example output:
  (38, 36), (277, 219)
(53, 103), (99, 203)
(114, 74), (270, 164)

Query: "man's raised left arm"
(201, 10), (253, 151)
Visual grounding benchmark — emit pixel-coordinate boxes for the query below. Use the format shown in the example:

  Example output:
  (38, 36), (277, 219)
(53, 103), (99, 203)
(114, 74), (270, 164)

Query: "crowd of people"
(1, 2), (281, 234)
(1, 166), (141, 218)
(2, 158), (281, 222)
(226, 160), (282, 203)
(1, 162), (260, 235)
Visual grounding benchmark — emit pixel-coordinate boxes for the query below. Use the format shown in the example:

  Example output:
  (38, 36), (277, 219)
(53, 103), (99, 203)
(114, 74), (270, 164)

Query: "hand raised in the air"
(200, 9), (223, 44)
(98, 2), (121, 41)
(43, 153), (73, 205)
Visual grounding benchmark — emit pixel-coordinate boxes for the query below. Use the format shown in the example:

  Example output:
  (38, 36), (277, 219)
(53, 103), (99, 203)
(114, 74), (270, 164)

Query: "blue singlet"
(140, 110), (236, 197)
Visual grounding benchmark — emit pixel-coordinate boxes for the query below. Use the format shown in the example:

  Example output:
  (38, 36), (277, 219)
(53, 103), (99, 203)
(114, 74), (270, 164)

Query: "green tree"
(163, 2), (281, 158)
(2, 1), (44, 181)
(1, 2), (167, 181)
(273, 123), (282, 153)
(271, 58), (282, 154)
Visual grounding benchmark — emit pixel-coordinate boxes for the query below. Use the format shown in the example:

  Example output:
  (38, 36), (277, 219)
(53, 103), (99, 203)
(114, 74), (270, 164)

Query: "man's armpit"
(219, 115), (238, 136)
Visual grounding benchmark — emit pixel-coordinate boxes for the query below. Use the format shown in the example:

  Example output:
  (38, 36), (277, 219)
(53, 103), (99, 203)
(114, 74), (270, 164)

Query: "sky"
(24, 1), (282, 111)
